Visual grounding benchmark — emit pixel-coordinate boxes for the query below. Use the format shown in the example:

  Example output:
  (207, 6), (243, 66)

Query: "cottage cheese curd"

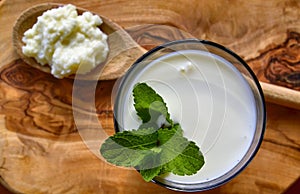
(22, 4), (109, 78)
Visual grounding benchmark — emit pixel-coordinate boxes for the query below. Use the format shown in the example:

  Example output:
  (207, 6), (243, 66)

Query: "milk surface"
(117, 50), (257, 184)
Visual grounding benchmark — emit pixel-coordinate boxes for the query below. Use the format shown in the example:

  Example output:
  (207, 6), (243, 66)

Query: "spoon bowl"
(13, 3), (146, 80)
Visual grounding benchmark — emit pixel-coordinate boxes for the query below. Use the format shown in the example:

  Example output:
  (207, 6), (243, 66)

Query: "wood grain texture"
(248, 31), (300, 91)
(0, 0), (299, 193)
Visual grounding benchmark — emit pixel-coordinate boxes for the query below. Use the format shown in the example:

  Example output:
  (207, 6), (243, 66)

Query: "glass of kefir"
(113, 39), (266, 192)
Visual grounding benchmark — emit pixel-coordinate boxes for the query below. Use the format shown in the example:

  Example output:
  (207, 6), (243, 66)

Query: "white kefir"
(116, 50), (257, 184)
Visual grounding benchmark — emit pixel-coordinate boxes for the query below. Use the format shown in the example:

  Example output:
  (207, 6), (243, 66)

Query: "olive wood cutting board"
(0, 0), (299, 194)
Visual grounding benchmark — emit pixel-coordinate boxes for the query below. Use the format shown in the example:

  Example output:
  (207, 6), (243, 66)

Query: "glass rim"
(113, 39), (266, 192)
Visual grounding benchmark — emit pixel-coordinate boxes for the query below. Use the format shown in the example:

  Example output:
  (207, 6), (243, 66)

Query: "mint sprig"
(100, 82), (205, 182)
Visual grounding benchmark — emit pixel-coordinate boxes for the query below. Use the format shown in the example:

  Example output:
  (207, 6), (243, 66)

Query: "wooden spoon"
(12, 3), (147, 80)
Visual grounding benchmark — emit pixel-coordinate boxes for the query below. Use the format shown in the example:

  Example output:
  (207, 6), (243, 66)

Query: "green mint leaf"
(140, 124), (203, 181)
(133, 83), (173, 127)
(138, 154), (163, 182)
(157, 125), (189, 165)
(100, 128), (158, 167)
(157, 123), (183, 145)
(140, 166), (163, 182)
(158, 125), (205, 176)
(162, 140), (205, 176)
